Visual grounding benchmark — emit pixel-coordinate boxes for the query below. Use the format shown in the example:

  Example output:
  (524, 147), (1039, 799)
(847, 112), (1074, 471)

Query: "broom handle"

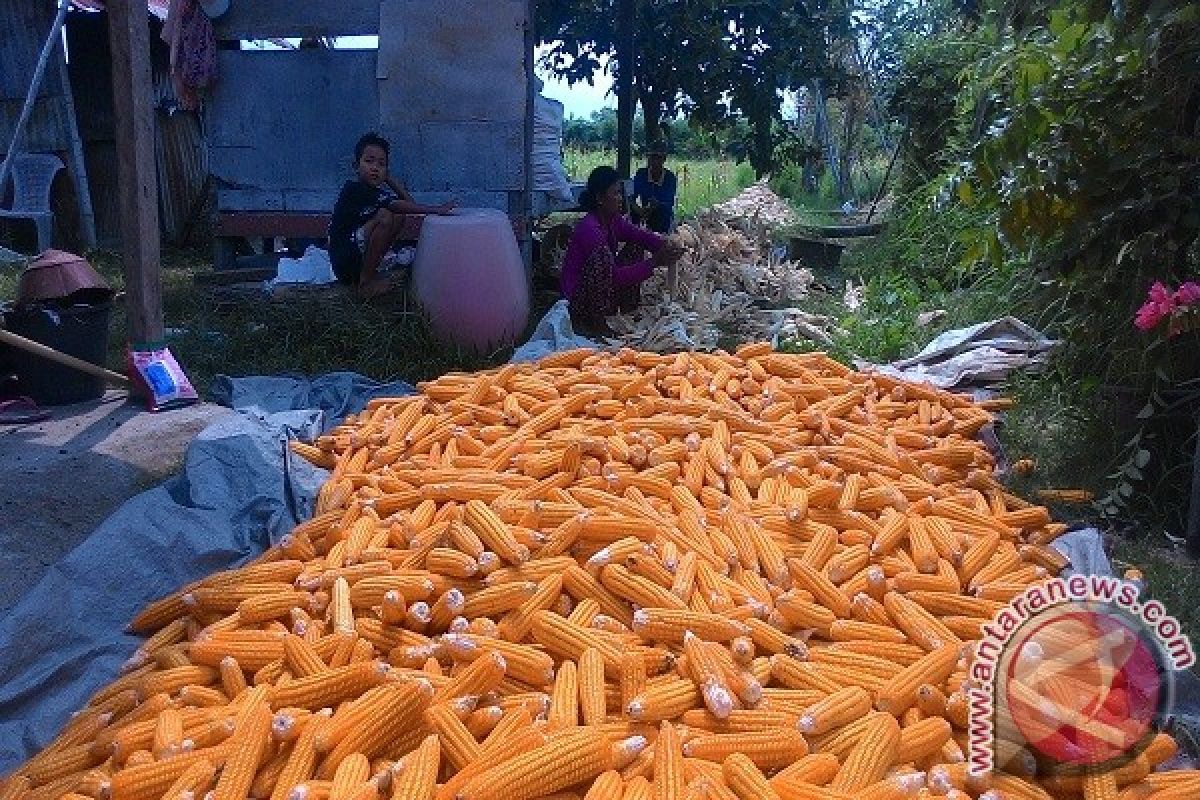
(0, 328), (130, 388)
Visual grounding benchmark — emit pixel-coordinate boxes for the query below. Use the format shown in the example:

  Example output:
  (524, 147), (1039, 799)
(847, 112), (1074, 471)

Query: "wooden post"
(615, 0), (635, 178)
(108, 0), (163, 343)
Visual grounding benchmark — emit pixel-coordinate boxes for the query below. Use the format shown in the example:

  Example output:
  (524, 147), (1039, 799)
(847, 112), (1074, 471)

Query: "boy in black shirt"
(329, 133), (456, 297)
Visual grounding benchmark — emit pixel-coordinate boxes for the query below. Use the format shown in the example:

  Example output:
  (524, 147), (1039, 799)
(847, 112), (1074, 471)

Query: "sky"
(536, 48), (616, 119)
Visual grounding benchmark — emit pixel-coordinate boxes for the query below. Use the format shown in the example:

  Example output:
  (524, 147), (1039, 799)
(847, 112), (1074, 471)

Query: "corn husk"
(606, 184), (839, 352)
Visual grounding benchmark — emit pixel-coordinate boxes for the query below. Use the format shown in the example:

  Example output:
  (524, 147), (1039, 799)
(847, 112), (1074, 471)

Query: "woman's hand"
(654, 240), (684, 266)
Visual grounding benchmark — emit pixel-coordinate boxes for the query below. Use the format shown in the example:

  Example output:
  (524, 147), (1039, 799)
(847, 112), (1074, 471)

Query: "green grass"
(562, 148), (755, 220)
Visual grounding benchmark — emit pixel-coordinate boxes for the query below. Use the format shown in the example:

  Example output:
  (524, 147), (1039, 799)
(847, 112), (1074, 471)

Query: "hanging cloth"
(162, 0), (217, 111)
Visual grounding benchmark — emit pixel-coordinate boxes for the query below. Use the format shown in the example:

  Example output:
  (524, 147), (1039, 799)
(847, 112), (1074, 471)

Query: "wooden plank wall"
(207, 49), (378, 213)
(378, 0), (528, 213)
(208, 0), (530, 220)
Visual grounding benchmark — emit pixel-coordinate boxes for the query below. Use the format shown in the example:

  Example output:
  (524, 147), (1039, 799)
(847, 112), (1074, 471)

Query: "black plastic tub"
(2, 301), (112, 406)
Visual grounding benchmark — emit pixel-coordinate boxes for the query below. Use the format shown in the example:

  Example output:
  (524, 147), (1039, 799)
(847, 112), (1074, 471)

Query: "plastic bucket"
(3, 302), (112, 405)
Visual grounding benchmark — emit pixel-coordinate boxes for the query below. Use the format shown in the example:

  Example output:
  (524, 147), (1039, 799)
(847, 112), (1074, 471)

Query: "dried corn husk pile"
(711, 181), (799, 232)
(609, 184), (836, 352)
(7, 345), (1197, 800)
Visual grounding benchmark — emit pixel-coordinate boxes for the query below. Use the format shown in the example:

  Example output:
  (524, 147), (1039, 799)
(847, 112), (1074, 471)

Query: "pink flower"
(1148, 281), (1177, 310)
(1135, 282), (1180, 332)
(1175, 281), (1200, 306)
(1135, 301), (1167, 331)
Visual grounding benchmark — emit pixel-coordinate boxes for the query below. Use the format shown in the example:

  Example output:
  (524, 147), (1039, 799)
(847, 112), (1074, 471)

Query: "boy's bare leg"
(359, 209), (397, 297)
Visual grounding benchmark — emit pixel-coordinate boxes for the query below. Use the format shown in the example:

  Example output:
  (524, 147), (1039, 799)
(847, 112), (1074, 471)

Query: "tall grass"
(771, 153), (893, 212)
(562, 148), (754, 220)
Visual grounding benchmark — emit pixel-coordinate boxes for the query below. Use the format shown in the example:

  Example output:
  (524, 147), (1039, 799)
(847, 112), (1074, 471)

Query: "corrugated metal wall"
(152, 70), (207, 243)
(64, 9), (208, 244)
(0, 0), (72, 155)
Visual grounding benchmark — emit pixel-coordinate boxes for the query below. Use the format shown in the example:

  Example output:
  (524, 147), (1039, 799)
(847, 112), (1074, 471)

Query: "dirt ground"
(0, 392), (234, 612)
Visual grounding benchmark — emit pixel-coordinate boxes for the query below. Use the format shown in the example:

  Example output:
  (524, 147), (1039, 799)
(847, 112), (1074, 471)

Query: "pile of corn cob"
(5, 345), (1198, 800)
(608, 216), (821, 352)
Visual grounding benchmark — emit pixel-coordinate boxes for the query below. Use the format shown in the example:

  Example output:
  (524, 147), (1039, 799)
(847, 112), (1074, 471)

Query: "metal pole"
(615, 0), (635, 178)
(0, 0), (74, 195)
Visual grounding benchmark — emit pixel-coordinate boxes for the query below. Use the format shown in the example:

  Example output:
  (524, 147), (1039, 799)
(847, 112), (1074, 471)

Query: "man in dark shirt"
(329, 133), (456, 298)
(632, 143), (678, 233)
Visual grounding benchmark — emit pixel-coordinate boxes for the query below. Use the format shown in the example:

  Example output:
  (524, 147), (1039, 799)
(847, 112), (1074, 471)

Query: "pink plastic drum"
(411, 209), (531, 351)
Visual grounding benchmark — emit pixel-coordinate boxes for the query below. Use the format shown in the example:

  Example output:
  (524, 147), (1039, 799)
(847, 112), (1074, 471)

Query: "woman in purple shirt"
(561, 166), (682, 336)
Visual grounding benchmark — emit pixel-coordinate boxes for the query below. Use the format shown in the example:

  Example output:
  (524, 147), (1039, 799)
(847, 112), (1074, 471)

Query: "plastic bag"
(128, 344), (199, 411)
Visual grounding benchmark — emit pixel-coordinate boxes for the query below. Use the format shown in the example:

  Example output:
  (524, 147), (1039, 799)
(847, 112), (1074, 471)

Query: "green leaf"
(1136, 403), (1155, 420)
(1049, 9), (1072, 35)
(1134, 449), (1151, 468)
(957, 180), (975, 206)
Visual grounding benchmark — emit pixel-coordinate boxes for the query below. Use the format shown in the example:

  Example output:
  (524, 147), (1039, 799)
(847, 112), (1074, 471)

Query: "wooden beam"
(108, 0), (163, 342)
(615, 0), (635, 178)
(210, 0), (379, 40)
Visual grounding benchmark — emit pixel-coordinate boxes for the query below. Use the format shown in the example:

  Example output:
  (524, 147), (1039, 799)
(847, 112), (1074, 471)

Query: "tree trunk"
(838, 92), (858, 203)
(751, 114), (773, 179)
(639, 86), (663, 149)
(616, 0), (636, 177)
(812, 80), (842, 199)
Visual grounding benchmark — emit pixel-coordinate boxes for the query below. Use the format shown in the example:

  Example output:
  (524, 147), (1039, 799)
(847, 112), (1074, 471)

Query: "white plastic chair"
(0, 153), (64, 253)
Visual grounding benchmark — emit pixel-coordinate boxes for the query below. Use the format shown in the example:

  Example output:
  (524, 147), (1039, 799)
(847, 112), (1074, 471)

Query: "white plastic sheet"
(861, 317), (1060, 389)
(271, 245), (337, 286)
(510, 299), (598, 362)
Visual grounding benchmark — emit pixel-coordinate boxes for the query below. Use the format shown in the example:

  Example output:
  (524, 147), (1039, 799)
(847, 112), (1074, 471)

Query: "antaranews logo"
(967, 573), (1195, 779)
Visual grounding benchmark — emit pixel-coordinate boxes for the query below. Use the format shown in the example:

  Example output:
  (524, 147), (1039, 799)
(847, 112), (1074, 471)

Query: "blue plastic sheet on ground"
(0, 374), (413, 772)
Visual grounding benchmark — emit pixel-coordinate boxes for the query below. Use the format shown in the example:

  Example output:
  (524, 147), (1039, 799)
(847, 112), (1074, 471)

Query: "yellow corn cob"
(875, 644), (960, 716)
(768, 752), (842, 790)
(630, 609), (749, 644)
(830, 712), (900, 790)
(391, 734), (440, 800)
(882, 592), (961, 652)
(578, 647), (608, 726)
(456, 729), (621, 800)
(652, 722), (685, 800)
(797, 686), (872, 735)
(317, 680), (433, 778)
(425, 703), (480, 772)
(464, 499), (530, 565)
(722, 752), (781, 800)
(549, 659), (580, 728)
(681, 729), (808, 769)
(328, 754), (370, 800)
(267, 661), (389, 710)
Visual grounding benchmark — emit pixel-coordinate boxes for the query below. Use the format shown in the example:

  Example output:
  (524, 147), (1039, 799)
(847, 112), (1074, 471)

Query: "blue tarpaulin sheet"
(0, 373), (413, 772)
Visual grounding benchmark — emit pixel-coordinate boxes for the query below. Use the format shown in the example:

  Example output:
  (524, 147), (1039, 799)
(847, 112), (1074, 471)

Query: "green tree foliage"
(954, 0), (1200, 297)
(536, 1), (852, 175)
(886, 0), (1199, 528)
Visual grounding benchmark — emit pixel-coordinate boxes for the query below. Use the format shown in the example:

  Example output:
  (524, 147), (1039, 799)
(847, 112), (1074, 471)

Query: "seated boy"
(328, 133), (456, 298)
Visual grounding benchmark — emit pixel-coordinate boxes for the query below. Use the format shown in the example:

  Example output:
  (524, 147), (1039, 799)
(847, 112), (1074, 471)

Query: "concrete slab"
(0, 393), (236, 612)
